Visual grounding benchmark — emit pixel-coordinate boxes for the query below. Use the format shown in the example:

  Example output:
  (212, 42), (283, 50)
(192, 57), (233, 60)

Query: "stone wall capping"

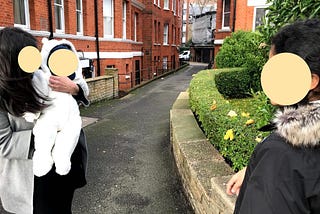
(171, 91), (236, 214)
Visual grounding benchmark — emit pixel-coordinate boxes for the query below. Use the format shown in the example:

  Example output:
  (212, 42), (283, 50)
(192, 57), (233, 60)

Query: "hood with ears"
(40, 38), (82, 78)
(273, 102), (320, 147)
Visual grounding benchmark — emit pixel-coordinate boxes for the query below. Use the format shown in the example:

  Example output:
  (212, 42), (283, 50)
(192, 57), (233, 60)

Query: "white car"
(179, 50), (190, 61)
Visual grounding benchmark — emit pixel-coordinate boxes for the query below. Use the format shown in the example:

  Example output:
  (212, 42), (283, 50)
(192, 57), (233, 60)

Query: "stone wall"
(170, 91), (237, 214)
(86, 68), (119, 103)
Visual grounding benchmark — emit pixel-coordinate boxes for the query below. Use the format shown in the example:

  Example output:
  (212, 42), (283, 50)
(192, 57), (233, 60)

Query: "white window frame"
(163, 24), (169, 45)
(76, 0), (83, 35)
(164, 0), (169, 9)
(252, 6), (268, 31)
(158, 0), (160, 7)
(103, 0), (114, 38)
(172, 0), (176, 15)
(134, 13), (138, 42)
(163, 57), (168, 70)
(122, 1), (127, 39)
(172, 25), (176, 44)
(14, 0), (30, 29)
(154, 0), (157, 5)
(54, 0), (65, 33)
(222, 0), (231, 30)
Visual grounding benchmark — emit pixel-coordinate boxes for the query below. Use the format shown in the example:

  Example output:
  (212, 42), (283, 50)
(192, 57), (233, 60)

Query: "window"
(164, 0), (169, 9)
(253, 7), (267, 31)
(103, 0), (114, 37)
(172, 25), (176, 44)
(172, 0), (176, 15)
(158, 22), (160, 43)
(76, 0), (83, 34)
(54, 0), (65, 32)
(122, 1), (126, 39)
(163, 57), (168, 70)
(222, 0), (231, 29)
(14, 0), (30, 28)
(154, 21), (157, 43)
(134, 13), (138, 42)
(163, 24), (169, 45)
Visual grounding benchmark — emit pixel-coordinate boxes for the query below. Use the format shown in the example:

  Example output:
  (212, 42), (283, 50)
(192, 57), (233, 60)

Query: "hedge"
(189, 69), (275, 171)
(215, 67), (251, 99)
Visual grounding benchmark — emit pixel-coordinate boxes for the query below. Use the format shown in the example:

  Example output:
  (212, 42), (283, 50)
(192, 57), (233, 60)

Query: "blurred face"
(268, 45), (320, 105)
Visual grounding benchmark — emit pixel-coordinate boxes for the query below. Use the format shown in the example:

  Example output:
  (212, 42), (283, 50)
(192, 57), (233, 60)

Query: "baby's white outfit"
(29, 39), (89, 177)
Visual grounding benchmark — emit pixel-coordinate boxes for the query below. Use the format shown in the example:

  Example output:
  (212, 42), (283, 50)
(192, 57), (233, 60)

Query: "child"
(230, 19), (320, 213)
(31, 38), (89, 176)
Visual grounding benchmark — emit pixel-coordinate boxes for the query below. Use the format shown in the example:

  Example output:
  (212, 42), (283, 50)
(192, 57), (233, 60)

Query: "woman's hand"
(226, 167), (247, 196)
(49, 76), (79, 95)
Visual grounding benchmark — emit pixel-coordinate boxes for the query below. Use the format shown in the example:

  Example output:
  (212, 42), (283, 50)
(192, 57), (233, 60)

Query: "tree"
(260, 0), (320, 43)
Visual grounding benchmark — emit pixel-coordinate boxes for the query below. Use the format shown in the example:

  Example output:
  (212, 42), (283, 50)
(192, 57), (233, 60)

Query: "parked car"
(179, 50), (190, 61)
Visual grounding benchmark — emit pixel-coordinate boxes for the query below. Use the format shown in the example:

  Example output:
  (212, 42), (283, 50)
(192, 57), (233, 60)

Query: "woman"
(227, 19), (320, 213)
(0, 27), (89, 214)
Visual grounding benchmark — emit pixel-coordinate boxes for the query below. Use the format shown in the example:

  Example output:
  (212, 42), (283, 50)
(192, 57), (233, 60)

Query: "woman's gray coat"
(0, 112), (88, 214)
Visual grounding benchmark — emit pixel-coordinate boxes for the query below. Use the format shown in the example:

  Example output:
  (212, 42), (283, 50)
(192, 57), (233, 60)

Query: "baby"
(30, 38), (89, 176)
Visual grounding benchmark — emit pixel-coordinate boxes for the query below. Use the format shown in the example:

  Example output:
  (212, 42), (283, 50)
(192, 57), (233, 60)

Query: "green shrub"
(215, 30), (268, 92)
(215, 67), (251, 99)
(189, 69), (275, 171)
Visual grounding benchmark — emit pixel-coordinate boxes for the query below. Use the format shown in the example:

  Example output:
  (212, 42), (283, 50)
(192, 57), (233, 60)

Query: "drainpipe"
(47, 0), (54, 39)
(94, 0), (101, 76)
(232, 0), (237, 32)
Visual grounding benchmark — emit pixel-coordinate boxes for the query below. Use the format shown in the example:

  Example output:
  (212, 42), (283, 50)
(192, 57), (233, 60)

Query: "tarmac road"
(73, 64), (208, 214)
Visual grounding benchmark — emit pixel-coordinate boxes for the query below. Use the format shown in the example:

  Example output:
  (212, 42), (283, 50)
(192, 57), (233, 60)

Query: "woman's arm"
(49, 76), (90, 106)
(226, 167), (246, 196)
(0, 111), (33, 159)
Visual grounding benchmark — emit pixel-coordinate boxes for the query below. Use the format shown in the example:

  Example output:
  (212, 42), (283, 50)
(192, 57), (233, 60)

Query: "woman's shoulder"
(260, 132), (320, 168)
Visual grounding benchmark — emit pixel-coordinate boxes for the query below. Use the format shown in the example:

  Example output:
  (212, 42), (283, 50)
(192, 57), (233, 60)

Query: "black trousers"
(33, 167), (75, 214)
(33, 142), (86, 214)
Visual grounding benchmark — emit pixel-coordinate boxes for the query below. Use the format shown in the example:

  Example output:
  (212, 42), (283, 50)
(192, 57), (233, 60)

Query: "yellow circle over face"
(261, 53), (311, 106)
(48, 49), (78, 77)
(18, 46), (41, 73)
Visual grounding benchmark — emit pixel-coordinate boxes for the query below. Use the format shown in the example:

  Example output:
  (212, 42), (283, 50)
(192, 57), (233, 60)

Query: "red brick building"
(0, 0), (182, 92)
(214, 0), (268, 58)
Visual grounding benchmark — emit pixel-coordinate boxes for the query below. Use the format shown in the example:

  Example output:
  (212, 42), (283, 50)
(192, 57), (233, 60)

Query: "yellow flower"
(224, 129), (234, 141)
(255, 136), (262, 142)
(210, 100), (217, 111)
(227, 110), (237, 117)
(241, 112), (250, 118)
(245, 119), (255, 125)
(259, 42), (267, 49)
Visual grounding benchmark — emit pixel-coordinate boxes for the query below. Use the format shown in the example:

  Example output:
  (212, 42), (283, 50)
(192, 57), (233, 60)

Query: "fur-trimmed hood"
(273, 102), (320, 147)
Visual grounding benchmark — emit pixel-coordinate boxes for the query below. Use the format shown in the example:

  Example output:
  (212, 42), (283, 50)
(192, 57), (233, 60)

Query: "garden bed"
(189, 69), (274, 171)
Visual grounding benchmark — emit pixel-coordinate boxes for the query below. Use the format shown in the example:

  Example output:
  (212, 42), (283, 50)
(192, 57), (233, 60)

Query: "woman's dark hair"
(0, 27), (47, 116)
(271, 19), (320, 102)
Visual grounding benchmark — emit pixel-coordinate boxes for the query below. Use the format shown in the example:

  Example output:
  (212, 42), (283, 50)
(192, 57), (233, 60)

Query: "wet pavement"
(73, 64), (207, 214)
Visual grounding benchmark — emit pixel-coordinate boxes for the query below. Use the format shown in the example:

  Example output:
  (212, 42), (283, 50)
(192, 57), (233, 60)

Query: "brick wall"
(0, 0), (183, 93)
(214, 0), (255, 63)
(86, 69), (119, 103)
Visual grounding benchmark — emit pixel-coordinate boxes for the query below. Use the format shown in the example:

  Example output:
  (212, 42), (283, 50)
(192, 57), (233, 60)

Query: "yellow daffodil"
(255, 136), (262, 142)
(245, 119), (255, 125)
(241, 112), (250, 118)
(210, 99), (217, 111)
(224, 129), (234, 141)
(227, 110), (237, 117)
(210, 104), (217, 111)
